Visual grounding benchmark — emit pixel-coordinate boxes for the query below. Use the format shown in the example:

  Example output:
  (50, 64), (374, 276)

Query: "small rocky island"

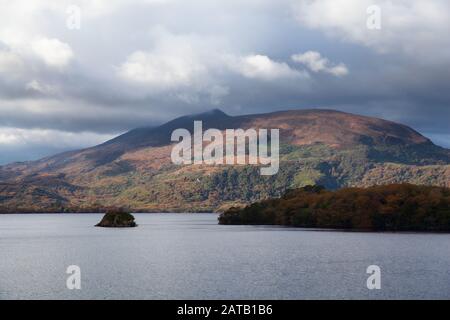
(96, 208), (137, 228)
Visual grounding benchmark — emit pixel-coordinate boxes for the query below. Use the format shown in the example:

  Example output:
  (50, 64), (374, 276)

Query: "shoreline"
(0, 211), (218, 215)
(1, 212), (449, 234)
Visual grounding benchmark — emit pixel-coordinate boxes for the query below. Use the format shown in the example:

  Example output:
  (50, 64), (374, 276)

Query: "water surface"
(1, 213), (449, 299)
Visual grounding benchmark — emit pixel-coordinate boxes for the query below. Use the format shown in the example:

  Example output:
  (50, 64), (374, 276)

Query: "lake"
(1, 213), (449, 300)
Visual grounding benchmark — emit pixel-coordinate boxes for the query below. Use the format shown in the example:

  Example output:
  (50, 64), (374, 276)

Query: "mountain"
(1, 108), (450, 213)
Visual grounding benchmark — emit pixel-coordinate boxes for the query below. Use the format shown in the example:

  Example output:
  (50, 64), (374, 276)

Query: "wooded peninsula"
(218, 184), (450, 232)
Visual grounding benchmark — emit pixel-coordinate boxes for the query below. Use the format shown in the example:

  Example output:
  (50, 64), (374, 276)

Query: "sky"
(0, 0), (449, 164)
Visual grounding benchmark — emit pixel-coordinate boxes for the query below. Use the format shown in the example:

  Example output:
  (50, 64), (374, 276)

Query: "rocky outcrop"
(96, 208), (137, 228)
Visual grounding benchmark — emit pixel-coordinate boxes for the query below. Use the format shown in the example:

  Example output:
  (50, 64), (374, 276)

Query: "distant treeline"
(0, 205), (213, 214)
(218, 184), (450, 231)
(0, 206), (113, 214)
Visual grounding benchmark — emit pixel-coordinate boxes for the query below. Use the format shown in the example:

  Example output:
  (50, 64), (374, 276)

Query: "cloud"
(119, 50), (207, 89)
(26, 80), (59, 95)
(0, 127), (112, 148)
(31, 38), (73, 68)
(119, 30), (307, 90)
(0, 97), (161, 134)
(0, 126), (114, 164)
(116, 27), (312, 108)
(117, 26), (224, 100)
(0, 0), (449, 163)
(292, 51), (348, 77)
(0, 50), (24, 74)
(228, 54), (307, 81)
(293, 0), (450, 61)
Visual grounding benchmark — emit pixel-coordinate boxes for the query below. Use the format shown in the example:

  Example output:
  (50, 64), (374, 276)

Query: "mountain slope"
(0, 109), (449, 212)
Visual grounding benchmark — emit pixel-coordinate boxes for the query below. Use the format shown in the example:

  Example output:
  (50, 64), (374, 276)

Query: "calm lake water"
(0, 213), (449, 300)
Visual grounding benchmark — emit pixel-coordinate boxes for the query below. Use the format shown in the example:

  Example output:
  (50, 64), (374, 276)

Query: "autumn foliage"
(218, 184), (450, 231)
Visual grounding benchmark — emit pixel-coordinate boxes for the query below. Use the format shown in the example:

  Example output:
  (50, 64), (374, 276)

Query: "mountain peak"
(184, 108), (230, 121)
(202, 108), (228, 117)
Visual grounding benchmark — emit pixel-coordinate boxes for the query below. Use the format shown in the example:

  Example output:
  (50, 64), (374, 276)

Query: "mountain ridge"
(0, 108), (438, 168)
(0, 108), (449, 213)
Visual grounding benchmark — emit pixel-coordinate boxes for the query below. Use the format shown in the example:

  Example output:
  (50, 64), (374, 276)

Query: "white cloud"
(293, 0), (450, 61)
(31, 38), (74, 68)
(119, 50), (207, 88)
(118, 26), (220, 93)
(227, 54), (306, 81)
(75, 0), (172, 17)
(0, 0), (170, 23)
(292, 51), (348, 77)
